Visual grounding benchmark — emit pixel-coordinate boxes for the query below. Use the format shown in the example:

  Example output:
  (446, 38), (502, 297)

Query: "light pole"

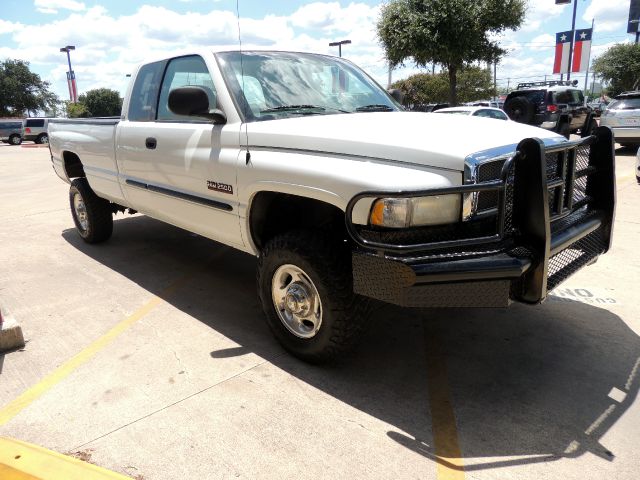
(60, 45), (77, 103)
(329, 40), (351, 57)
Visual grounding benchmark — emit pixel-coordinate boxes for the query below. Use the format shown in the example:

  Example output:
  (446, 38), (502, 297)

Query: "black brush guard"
(345, 127), (616, 308)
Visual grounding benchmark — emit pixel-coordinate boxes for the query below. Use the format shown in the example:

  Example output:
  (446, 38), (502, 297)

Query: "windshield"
(216, 51), (401, 122)
(437, 110), (471, 116)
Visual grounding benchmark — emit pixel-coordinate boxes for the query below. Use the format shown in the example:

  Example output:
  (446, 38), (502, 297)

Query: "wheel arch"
(248, 190), (347, 252)
(62, 151), (86, 179)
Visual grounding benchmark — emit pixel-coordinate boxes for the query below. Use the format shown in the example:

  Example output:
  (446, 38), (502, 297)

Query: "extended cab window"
(25, 119), (45, 127)
(128, 61), (165, 122)
(157, 55), (217, 122)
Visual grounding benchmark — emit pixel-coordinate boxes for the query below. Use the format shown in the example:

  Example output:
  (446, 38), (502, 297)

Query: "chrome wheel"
(271, 264), (323, 339)
(73, 192), (88, 232)
(41, 135), (49, 145)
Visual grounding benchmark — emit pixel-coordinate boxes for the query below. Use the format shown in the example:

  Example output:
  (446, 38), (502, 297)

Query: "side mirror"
(388, 88), (404, 104)
(168, 86), (227, 125)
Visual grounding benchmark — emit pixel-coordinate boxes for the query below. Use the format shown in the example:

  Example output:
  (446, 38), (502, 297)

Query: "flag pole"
(584, 18), (594, 97)
(567, 0), (578, 81)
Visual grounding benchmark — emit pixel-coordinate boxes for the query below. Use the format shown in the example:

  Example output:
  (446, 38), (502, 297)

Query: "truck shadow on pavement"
(62, 215), (640, 473)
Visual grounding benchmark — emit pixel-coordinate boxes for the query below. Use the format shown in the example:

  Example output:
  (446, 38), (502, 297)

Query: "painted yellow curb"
(0, 437), (132, 480)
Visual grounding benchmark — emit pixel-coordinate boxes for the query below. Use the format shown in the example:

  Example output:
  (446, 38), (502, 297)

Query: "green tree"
(592, 43), (640, 96)
(0, 59), (59, 116)
(392, 73), (449, 106)
(66, 101), (90, 118)
(393, 67), (494, 106)
(377, 0), (525, 105)
(77, 88), (122, 117)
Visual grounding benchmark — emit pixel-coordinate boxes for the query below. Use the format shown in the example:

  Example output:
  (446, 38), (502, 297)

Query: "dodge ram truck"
(48, 50), (616, 362)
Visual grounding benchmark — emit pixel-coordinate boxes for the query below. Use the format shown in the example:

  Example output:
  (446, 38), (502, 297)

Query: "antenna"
(236, 0), (251, 165)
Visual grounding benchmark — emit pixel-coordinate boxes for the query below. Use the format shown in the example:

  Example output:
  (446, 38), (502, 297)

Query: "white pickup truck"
(49, 50), (616, 362)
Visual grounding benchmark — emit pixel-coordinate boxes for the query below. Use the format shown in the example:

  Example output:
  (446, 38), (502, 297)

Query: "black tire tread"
(69, 178), (113, 243)
(257, 230), (371, 363)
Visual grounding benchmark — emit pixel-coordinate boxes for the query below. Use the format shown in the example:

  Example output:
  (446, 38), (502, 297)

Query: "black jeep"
(504, 81), (596, 139)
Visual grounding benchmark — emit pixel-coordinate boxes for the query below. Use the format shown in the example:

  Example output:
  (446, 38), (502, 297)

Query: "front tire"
(257, 231), (371, 363)
(559, 122), (570, 139)
(9, 134), (22, 145)
(583, 119), (597, 137)
(69, 178), (113, 243)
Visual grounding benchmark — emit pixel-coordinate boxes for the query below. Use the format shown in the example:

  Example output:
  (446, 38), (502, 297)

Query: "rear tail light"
(546, 105), (558, 113)
(25, 127), (31, 133)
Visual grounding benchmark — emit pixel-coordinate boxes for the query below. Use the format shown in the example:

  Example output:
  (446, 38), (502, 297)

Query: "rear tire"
(69, 178), (113, 243)
(257, 230), (372, 363)
(36, 133), (48, 144)
(9, 134), (21, 145)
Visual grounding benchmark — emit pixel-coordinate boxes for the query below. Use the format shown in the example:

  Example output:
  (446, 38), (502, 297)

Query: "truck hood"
(245, 111), (567, 171)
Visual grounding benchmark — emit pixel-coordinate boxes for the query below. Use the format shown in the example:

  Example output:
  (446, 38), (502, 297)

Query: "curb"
(0, 305), (25, 352)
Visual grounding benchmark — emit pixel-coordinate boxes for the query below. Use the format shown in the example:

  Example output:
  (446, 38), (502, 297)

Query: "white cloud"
(8, 2), (393, 100)
(583, 0), (630, 33)
(528, 33), (555, 52)
(0, 19), (23, 34)
(290, 2), (380, 34)
(34, 0), (86, 14)
(521, 1), (567, 33)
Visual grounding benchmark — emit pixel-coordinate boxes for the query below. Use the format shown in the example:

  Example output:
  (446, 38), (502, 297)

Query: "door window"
(128, 61), (165, 122)
(157, 56), (217, 122)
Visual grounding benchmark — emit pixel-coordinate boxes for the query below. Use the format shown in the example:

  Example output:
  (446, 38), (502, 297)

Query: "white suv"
(22, 118), (50, 144)
(600, 91), (640, 148)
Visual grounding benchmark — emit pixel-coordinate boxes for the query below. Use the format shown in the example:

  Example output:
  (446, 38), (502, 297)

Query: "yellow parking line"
(424, 324), (465, 480)
(0, 277), (187, 426)
(0, 437), (132, 479)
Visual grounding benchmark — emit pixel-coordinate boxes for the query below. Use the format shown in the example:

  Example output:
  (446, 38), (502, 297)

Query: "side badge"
(207, 181), (233, 194)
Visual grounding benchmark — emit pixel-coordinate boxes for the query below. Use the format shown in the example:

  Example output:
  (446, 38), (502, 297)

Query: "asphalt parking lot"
(0, 140), (639, 480)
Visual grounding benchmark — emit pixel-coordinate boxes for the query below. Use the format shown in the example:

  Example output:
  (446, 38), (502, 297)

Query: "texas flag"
(571, 28), (593, 72)
(553, 31), (572, 74)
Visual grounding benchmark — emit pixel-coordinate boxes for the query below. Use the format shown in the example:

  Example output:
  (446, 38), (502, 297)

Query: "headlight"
(369, 195), (461, 228)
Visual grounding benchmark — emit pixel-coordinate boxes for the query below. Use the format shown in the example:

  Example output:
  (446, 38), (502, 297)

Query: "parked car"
(0, 120), (23, 145)
(435, 106), (509, 120)
(22, 118), (50, 144)
(468, 100), (504, 109)
(503, 81), (596, 138)
(599, 91), (640, 148)
(410, 103), (449, 112)
(48, 49), (615, 362)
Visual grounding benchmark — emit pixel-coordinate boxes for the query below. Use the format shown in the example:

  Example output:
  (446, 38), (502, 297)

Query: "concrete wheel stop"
(0, 305), (25, 352)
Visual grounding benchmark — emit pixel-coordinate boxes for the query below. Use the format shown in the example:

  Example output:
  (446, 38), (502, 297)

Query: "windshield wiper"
(261, 105), (326, 113)
(355, 104), (394, 112)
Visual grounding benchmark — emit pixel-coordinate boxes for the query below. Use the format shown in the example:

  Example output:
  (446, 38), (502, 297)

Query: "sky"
(0, 0), (636, 105)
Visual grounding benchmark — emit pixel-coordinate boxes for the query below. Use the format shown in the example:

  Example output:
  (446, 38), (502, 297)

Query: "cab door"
(116, 55), (243, 249)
